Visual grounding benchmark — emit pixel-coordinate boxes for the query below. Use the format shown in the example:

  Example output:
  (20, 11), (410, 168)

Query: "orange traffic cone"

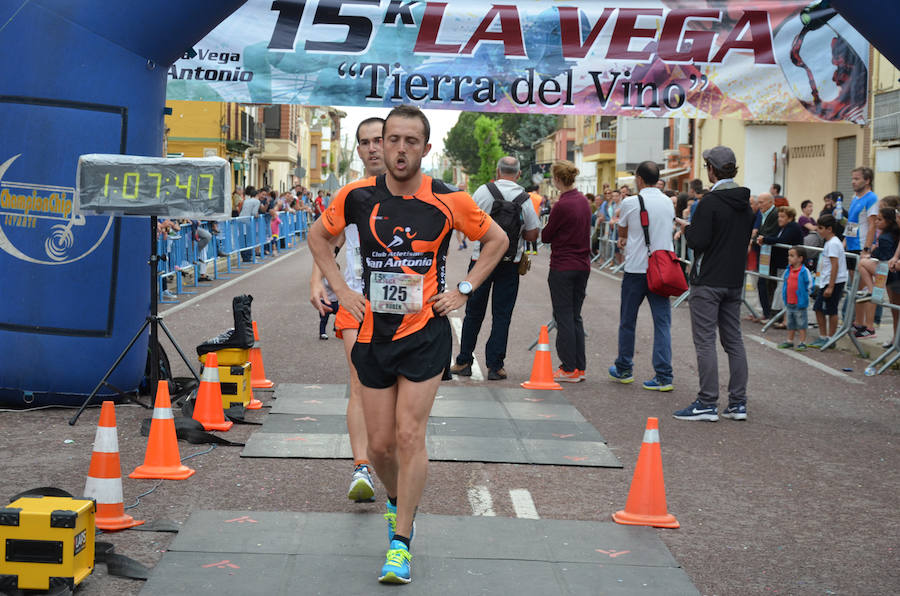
(612, 417), (679, 528)
(129, 382), (195, 480)
(193, 352), (233, 431)
(521, 325), (562, 390)
(83, 401), (145, 530)
(249, 320), (273, 390)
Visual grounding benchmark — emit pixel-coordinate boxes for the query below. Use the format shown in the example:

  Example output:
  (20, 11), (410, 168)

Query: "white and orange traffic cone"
(248, 320), (273, 390)
(83, 401), (144, 531)
(521, 325), (562, 390)
(612, 417), (679, 529)
(129, 382), (195, 480)
(193, 352), (233, 432)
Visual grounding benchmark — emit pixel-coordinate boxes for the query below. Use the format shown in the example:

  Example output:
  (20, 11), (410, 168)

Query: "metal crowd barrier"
(751, 243), (866, 356)
(586, 226), (898, 376)
(590, 220), (692, 307)
(156, 212), (309, 303)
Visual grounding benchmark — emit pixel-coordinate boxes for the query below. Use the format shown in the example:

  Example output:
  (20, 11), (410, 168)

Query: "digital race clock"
(75, 154), (230, 218)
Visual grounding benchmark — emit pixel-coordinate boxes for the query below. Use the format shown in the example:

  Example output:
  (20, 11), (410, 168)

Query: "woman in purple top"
(541, 161), (592, 383)
(798, 199), (817, 233)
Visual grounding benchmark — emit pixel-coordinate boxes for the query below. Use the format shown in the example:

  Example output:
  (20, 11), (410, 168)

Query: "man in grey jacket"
(673, 146), (754, 422)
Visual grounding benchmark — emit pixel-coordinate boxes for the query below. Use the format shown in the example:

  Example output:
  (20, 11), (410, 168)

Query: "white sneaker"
(348, 464), (375, 502)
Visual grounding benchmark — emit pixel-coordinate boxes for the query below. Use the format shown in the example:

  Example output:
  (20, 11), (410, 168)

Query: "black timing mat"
(139, 510), (698, 595)
(240, 384), (621, 467)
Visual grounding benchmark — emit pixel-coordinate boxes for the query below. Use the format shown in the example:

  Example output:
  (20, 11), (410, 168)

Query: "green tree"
(498, 114), (560, 187)
(445, 112), (559, 188)
(443, 112), (482, 175)
(471, 116), (504, 192)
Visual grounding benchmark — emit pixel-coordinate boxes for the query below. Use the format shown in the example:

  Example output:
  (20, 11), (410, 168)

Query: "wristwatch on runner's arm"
(457, 281), (473, 296)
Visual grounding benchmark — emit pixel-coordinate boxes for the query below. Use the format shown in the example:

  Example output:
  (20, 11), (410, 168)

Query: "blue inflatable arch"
(0, 0), (245, 406)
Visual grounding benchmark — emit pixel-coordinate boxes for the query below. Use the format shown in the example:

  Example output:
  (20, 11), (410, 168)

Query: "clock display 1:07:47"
(102, 173), (216, 199)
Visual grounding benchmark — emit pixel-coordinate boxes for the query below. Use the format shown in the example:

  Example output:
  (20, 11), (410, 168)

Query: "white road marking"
(509, 489), (540, 519)
(746, 334), (864, 384)
(468, 485), (496, 517)
(449, 316), (484, 381)
(161, 248), (303, 317)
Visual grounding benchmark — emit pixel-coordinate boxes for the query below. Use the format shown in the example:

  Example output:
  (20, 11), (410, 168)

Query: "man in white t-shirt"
(608, 161), (676, 391)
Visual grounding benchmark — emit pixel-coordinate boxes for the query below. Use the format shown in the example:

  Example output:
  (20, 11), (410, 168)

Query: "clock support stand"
(69, 216), (201, 425)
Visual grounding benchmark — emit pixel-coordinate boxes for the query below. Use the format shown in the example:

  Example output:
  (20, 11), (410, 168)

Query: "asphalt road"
(3, 238), (898, 595)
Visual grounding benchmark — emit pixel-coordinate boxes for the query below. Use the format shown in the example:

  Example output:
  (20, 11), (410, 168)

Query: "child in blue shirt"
(779, 246), (813, 350)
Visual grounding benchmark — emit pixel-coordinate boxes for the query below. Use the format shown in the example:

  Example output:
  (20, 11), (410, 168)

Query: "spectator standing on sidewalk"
(778, 246), (813, 351)
(673, 146), (754, 422)
(754, 192), (779, 321)
(541, 160), (592, 382)
(449, 156), (540, 381)
(608, 160), (675, 391)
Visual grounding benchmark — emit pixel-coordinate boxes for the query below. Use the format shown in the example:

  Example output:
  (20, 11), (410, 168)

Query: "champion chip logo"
(0, 153), (113, 264)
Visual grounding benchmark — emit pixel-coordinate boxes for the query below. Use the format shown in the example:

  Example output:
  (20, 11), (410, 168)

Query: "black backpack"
(486, 182), (530, 262)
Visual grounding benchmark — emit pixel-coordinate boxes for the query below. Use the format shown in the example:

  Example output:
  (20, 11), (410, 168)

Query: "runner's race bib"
(844, 222), (859, 238)
(370, 271), (424, 314)
(759, 245), (771, 277)
(871, 261), (890, 304)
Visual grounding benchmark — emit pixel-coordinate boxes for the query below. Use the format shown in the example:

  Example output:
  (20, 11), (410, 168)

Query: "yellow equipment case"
(0, 496), (96, 591)
(199, 349), (252, 408)
(199, 348), (249, 367)
(218, 361), (252, 408)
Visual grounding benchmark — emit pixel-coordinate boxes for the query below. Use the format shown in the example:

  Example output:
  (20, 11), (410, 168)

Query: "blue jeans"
(614, 272), (673, 384)
(456, 260), (520, 371)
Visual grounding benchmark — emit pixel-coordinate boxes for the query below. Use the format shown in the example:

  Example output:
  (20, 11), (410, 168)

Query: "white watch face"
(458, 281), (472, 295)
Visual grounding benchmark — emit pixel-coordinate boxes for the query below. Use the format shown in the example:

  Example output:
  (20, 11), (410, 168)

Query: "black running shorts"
(351, 316), (451, 389)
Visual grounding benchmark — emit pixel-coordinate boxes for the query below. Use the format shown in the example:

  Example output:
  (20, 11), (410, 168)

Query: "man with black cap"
(673, 146), (754, 422)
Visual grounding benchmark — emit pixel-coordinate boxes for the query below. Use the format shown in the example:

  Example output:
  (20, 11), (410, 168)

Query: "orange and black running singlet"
(322, 174), (491, 343)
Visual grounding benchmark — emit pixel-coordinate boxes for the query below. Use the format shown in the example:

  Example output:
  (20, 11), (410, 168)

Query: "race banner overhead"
(166, 0), (868, 124)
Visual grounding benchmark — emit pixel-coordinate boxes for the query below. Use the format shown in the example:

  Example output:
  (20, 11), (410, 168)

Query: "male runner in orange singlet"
(308, 105), (507, 584)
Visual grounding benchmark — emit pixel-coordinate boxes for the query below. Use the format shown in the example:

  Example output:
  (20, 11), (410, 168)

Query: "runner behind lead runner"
(309, 117), (386, 503)
(307, 105), (508, 585)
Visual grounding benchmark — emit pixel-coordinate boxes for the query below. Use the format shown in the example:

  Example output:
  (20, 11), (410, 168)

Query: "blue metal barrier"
(156, 213), (309, 300)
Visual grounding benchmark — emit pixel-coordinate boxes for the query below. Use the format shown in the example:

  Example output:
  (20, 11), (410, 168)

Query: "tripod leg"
(158, 319), (201, 381)
(69, 318), (151, 425)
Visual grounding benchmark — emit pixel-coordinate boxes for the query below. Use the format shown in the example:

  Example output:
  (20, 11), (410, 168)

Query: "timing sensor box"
(0, 496), (95, 591)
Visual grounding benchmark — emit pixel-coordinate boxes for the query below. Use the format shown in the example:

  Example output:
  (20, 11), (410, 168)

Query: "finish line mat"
(140, 510), (699, 595)
(240, 384), (621, 467)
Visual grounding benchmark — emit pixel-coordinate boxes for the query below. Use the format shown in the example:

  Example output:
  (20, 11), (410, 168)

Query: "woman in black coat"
(757, 206), (805, 328)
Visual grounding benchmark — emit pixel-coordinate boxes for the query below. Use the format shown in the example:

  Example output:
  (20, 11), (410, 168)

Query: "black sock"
(388, 495), (397, 507)
(392, 534), (410, 549)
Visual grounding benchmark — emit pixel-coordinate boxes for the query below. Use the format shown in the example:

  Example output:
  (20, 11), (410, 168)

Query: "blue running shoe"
(385, 502), (397, 542)
(379, 540), (411, 584)
(348, 464), (375, 502)
(673, 399), (718, 421)
(642, 378), (674, 392)
(608, 365), (634, 384)
(721, 403), (747, 421)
